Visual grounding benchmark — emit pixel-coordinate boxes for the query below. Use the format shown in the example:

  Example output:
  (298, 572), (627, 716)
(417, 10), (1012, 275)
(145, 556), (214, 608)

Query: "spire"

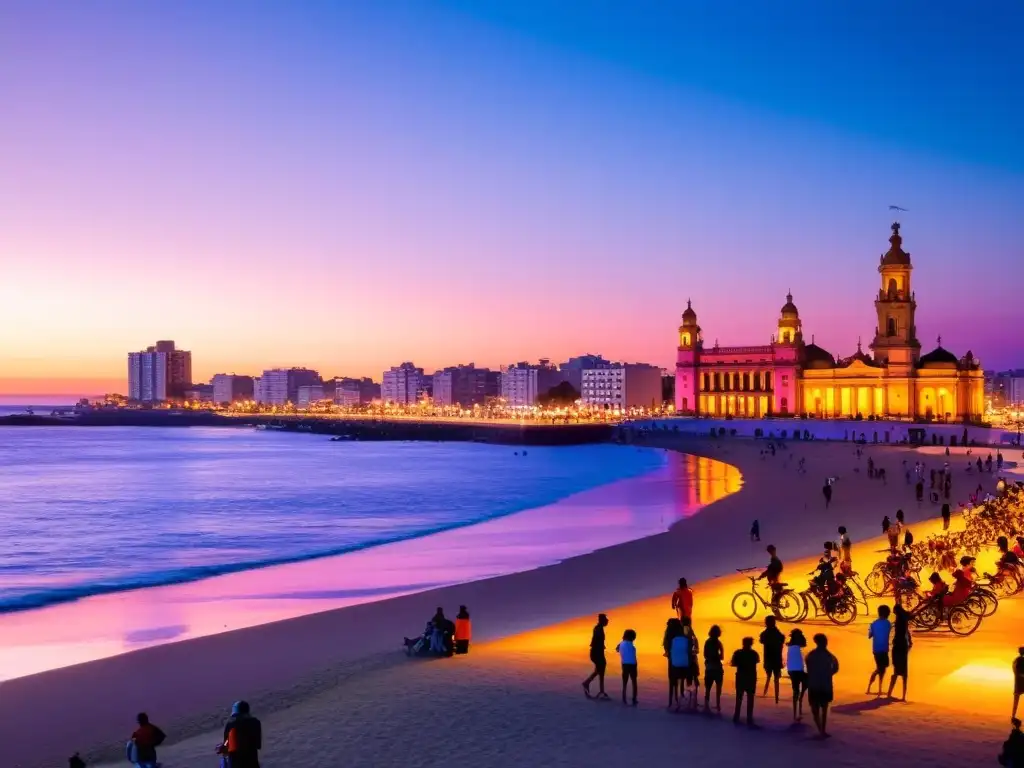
(857, 336), (862, 352)
(687, 298), (691, 309)
(787, 290), (793, 304)
(937, 334), (942, 347)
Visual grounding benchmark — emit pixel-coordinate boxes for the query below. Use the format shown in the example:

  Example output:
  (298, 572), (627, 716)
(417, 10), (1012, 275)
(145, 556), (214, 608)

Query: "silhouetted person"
(786, 628), (808, 722)
(822, 481), (832, 509)
(750, 519), (760, 542)
(671, 577), (693, 621)
(731, 637), (760, 727)
(129, 712), (165, 768)
(805, 633), (839, 738)
(223, 701), (262, 768)
(583, 613), (610, 699)
(703, 624), (724, 712)
(999, 719), (1024, 768)
(759, 616), (785, 704)
(915, 479), (924, 505)
(68, 754), (86, 768)
(941, 502), (951, 530)
(887, 604), (912, 701)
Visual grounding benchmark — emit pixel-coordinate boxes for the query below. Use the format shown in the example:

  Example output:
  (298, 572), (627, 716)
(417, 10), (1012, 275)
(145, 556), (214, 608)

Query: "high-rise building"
(211, 374), (255, 405)
(381, 363), (425, 405)
(297, 384), (326, 408)
(500, 362), (541, 407)
(581, 363), (663, 409)
(127, 340), (192, 403)
(432, 364), (492, 407)
(331, 377), (380, 406)
(255, 368), (321, 406)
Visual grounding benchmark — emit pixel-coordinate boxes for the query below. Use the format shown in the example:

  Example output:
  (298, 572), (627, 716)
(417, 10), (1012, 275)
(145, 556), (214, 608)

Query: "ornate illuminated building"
(674, 223), (985, 422)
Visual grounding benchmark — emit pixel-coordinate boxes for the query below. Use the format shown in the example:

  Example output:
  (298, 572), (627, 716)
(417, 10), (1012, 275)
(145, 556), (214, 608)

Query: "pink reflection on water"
(0, 451), (740, 680)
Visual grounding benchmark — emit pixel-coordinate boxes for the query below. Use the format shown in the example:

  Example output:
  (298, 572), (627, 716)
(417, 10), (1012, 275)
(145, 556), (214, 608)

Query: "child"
(786, 628), (808, 722)
(703, 625), (724, 713)
(616, 629), (638, 706)
(867, 605), (892, 696)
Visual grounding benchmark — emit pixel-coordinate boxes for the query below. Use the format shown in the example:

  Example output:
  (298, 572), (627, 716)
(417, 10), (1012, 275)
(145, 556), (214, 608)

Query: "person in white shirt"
(616, 629), (638, 706)
(786, 628), (808, 722)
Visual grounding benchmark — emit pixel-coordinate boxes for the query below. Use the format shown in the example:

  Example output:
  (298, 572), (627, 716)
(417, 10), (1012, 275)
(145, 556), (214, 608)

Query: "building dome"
(803, 342), (836, 369)
(880, 221), (911, 266)
(918, 343), (959, 369)
(681, 299), (697, 324)
(780, 292), (799, 317)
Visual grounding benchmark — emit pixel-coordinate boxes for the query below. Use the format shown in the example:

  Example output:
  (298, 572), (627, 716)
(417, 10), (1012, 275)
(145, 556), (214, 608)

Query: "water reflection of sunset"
(0, 450), (740, 680)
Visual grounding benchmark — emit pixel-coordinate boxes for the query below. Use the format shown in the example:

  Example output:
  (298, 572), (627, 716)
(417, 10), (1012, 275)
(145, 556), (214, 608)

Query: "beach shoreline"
(0, 435), (1011, 767)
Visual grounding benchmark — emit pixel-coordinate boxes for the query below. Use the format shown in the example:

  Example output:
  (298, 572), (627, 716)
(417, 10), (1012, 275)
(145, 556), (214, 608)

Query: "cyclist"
(998, 536), (1021, 569)
(943, 558), (975, 607)
(759, 545), (784, 601)
(811, 543), (838, 594)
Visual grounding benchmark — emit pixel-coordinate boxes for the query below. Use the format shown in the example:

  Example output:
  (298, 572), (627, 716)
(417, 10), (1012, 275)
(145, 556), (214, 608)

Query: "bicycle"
(797, 575), (858, 625)
(730, 568), (803, 623)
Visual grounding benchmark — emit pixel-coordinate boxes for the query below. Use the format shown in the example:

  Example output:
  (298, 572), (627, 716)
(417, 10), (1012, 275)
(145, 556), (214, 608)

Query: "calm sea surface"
(0, 426), (664, 613)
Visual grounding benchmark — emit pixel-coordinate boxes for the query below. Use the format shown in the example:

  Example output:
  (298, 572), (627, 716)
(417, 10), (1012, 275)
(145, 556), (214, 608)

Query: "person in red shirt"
(927, 572), (948, 600)
(944, 558), (975, 606)
(671, 577), (694, 621)
(129, 712), (166, 768)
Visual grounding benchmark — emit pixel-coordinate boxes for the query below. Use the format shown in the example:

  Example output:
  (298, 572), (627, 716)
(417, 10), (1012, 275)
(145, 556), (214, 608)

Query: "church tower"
(870, 221), (920, 373)
(675, 300), (701, 414)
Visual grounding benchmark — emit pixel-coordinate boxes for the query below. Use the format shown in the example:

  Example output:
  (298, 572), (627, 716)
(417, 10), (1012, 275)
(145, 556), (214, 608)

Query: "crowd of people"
(404, 606), (473, 657)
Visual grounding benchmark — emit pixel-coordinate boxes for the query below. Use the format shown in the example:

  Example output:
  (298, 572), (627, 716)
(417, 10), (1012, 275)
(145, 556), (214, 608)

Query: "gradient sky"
(2, 1), (1022, 397)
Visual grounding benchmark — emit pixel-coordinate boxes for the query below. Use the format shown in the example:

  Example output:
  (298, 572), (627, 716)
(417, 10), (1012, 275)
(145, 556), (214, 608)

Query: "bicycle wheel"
(731, 591), (758, 621)
(948, 605), (982, 636)
(911, 602), (941, 632)
(990, 572), (1019, 599)
(774, 590), (804, 623)
(898, 589), (923, 613)
(974, 588), (998, 617)
(827, 595), (857, 626)
(865, 567), (890, 597)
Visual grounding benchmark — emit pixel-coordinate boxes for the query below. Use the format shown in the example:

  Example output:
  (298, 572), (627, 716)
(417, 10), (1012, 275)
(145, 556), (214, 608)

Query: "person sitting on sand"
(671, 577), (693, 621)
(429, 608), (447, 654)
(128, 712), (165, 768)
(454, 606), (472, 655)
(222, 701), (262, 768)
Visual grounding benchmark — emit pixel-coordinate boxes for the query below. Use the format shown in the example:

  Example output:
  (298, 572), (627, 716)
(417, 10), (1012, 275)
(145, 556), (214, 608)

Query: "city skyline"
(3, 2), (1023, 399)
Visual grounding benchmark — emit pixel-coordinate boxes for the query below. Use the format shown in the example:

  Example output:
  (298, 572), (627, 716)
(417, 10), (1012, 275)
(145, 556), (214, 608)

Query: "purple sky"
(2, 2), (1022, 395)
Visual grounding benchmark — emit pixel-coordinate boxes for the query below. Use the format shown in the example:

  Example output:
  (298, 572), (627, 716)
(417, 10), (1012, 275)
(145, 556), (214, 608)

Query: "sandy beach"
(2, 436), (1017, 767)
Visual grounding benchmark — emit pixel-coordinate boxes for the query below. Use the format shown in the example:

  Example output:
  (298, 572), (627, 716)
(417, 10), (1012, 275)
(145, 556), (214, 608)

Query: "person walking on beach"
(822, 480), (832, 509)
(671, 577), (693, 621)
(731, 637), (760, 727)
(759, 616), (785, 704)
(616, 629), (638, 706)
(454, 605), (472, 655)
(1013, 647), (1024, 720)
(703, 625), (724, 713)
(915, 479), (924, 506)
(805, 633), (839, 738)
(941, 502), (951, 530)
(887, 604), (912, 701)
(750, 519), (760, 542)
(223, 701), (262, 768)
(786, 629), (808, 722)
(583, 613), (610, 700)
(867, 605), (892, 695)
(128, 712), (165, 768)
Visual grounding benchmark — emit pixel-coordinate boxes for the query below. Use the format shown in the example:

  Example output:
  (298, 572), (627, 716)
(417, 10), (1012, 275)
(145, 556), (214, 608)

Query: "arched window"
(887, 278), (898, 299)
(780, 397), (789, 414)
(886, 317), (897, 337)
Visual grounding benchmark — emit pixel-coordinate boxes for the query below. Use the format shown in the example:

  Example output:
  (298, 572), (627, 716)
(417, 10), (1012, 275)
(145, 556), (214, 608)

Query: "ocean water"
(0, 426), (665, 613)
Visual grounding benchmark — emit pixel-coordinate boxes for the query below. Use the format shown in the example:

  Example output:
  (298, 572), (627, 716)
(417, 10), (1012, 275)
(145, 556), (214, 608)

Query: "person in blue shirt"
(616, 629), (639, 706)
(867, 605), (893, 696)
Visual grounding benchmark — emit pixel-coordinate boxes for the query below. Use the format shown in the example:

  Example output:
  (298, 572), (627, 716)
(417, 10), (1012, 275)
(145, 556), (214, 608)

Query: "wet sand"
(1, 436), (1014, 767)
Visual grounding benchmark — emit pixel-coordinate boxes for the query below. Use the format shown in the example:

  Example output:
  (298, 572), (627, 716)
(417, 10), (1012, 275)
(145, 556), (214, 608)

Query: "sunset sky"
(2, 2), (1022, 399)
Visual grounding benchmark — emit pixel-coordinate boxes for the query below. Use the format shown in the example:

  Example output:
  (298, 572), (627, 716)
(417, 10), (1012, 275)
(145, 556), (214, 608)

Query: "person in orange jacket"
(671, 578), (694, 621)
(454, 605), (472, 655)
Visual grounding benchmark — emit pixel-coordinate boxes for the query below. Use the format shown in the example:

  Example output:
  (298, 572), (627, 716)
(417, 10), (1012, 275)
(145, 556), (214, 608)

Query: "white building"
(258, 369), (291, 406)
(128, 349), (168, 402)
(581, 363), (663, 410)
(501, 363), (540, 407)
(211, 374), (254, 405)
(297, 384), (326, 408)
(381, 362), (425, 405)
(334, 383), (361, 407)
